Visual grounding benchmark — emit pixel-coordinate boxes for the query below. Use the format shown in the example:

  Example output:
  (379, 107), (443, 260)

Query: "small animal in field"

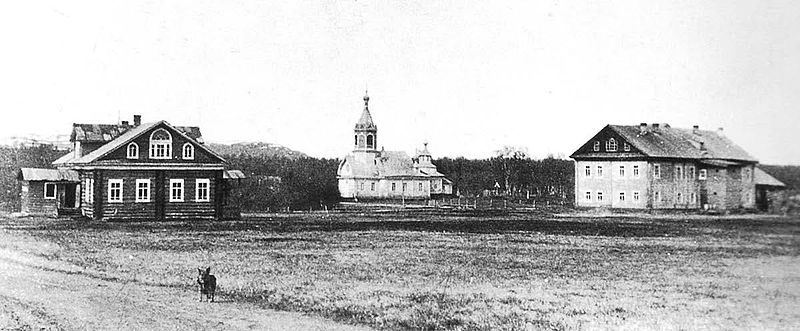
(197, 267), (217, 302)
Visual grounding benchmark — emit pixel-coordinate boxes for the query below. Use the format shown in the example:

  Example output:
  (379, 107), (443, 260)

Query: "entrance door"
(63, 183), (77, 208)
(699, 188), (708, 208)
(155, 171), (166, 219)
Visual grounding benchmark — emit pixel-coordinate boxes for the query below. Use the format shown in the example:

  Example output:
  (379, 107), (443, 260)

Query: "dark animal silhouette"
(197, 267), (216, 302)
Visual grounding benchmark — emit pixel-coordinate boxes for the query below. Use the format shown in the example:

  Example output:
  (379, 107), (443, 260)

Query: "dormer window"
(149, 129), (172, 159)
(182, 143), (194, 160)
(127, 143), (139, 159)
(593, 141), (600, 151)
(606, 138), (618, 152)
(623, 143), (630, 151)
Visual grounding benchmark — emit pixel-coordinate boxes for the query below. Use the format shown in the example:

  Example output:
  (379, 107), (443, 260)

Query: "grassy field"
(1, 210), (798, 330)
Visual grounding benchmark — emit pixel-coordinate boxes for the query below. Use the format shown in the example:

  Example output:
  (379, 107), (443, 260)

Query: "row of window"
(126, 129), (196, 160)
(592, 138), (630, 152)
(584, 191), (699, 204)
(104, 178), (210, 203)
(356, 181), (439, 192)
(584, 165), (641, 178)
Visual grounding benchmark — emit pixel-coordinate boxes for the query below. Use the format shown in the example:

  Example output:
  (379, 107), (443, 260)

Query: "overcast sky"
(1, 1), (798, 164)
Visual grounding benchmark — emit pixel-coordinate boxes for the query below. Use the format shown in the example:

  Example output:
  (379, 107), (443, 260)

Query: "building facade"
(19, 115), (243, 220)
(571, 123), (763, 210)
(337, 93), (453, 200)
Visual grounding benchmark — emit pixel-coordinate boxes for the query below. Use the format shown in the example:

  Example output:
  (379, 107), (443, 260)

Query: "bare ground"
(0, 230), (369, 331)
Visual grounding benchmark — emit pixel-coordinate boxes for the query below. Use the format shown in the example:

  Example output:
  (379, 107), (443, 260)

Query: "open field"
(1, 210), (798, 330)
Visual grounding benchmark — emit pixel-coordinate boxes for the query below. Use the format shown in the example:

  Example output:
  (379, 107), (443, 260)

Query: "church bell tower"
(354, 91), (378, 153)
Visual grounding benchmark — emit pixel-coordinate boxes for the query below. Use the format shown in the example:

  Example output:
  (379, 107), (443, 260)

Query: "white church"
(337, 93), (453, 200)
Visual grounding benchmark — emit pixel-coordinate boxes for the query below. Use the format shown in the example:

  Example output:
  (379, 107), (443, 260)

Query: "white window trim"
(135, 179), (151, 202)
(127, 143), (139, 159)
(182, 143), (195, 160)
(149, 129), (173, 159)
(619, 165), (625, 177)
(44, 183), (56, 199)
(623, 142), (631, 151)
(596, 191), (603, 201)
(618, 191), (625, 202)
(606, 138), (617, 152)
(169, 179), (184, 202)
(698, 169), (707, 180)
(596, 166), (603, 178)
(654, 164), (661, 179)
(585, 191), (592, 201)
(195, 179), (210, 202)
(585, 166), (591, 177)
(633, 191), (640, 202)
(633, 165), (640, 178)
(593, 141), (600, 151)
(108, 179), (123, 203)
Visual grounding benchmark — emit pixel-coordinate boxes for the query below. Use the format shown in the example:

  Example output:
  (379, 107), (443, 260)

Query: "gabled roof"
(71, 123), (203, 143)
(18, 168), (79, 182)
(66, 121), (225, 165)
(573, 124), (757, 162)
(754, 168), (786, 188)
(355, 108), (376, 130)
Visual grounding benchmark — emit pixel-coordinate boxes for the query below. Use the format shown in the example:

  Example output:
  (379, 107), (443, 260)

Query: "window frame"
(619, 165), (625, 177)
(195, 179), (210, 202)
(135, 179), (151, 202)
(633, 165), (640, 178)
(127, 143), (139, 159)
(592, 141), (600, 151)
(675, 165), (684, 180)
(654, 164), (661, 179)
(149, 129), (173, 159)
(619, 191), (625, 202)
(633, 191), (640, 202)
(623, 142), (631, 151)
(585, 165), (591, 177)
(606, 138), (618, 152)
(596, 165), (603, 178)
(44, 183), (57, 199)
(698, 169), (707, 180)
(169, 179), (184, 202)
(182, 143), (195, 160)
(108, 179), (123, 203)
(596, 191), (603, 201)
(585, 191), (592, 201)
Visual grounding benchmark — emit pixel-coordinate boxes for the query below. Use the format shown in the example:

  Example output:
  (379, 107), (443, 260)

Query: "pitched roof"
(67, 121), (225, 164)
(754, 168), (786, 188)
(601, 124), (756, 162)
(18, 168), (79, 182)
(52, 151), (77, 165)
(355, 108), (377, 130)
(71, 123), (203, 142)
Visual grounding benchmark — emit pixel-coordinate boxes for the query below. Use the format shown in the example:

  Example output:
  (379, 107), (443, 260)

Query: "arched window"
(182, 143), (194, 160)
(606, 138), (617, 152)
(354, 135), (358, 146)
(149, 129), (172, 159)
(593, 141), (600, 151)
(127, 143), (139, 159)
(366, 135), (374, 148)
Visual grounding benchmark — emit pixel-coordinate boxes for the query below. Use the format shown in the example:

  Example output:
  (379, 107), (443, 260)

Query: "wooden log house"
(29, 115), (245, 220)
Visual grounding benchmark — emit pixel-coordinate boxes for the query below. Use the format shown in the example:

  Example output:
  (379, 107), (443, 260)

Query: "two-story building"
(570, 123), (777, 210)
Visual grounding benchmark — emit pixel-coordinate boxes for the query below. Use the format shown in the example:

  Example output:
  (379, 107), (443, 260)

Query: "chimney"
(652, 123), (660, 132)
(133, 115), (142, 126)
(639, 123), (647, 134)
(121, 121), (129, 126)
(692, 125), (699, 134)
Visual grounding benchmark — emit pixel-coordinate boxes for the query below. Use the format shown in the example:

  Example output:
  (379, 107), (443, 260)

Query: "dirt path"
(0, 246), (369, 330)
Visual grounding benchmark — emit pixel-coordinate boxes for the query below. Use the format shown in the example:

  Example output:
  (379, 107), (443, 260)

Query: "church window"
(150, 129), (172, 159)
(371, 182), (375, 191)
(354, 135), (358, 146)
(127, 143), (139, 159)
(391, 183), (396, 191)
(366, 135), (374, 148)
(606, 138), (617, 151)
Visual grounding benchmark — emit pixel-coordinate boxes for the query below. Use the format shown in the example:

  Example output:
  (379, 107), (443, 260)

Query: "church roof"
(354, 92), (377, 130)
(339, 150), (447, 179)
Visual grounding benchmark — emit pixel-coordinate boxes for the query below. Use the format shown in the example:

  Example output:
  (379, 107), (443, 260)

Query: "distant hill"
(207, 142), (308, 159)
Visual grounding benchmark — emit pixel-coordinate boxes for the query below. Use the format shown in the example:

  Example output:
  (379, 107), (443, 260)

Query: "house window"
(84, 178), (94, 203)
(654, 191), (661, 203)
(135, 179), (150, 202)
(44, 183), (56, 199)
(654, 164), (661, 179)
(597, 166), (603, 177)
(633, 191), (640, 202)
(360, 183), (364, 190)
(585, 191), (592, 201)
(677, 193), (683, 204)
(371, 182), (375, 191)
(585, 166), (591, 177)
(182, 143), (194, 160)
(691, 192), (697, 204)
(170, 179), (184, 202)
(402, 183), (407, 192)
(688, 166), (695, 179)
(623, 142), (631, 151)
(619, 165), (625, 177)
(196, 179), (210, 202)
(127, 143), (139, 159)
(419, 182), (423, 191)
(606, 138), (617, 151)
(593, 141), (600, 151)
(699, 169), (707, 180)
(619, 192), (625, 202)
(597, 192), (603, 201)
(633, 165), (640, 178)
(742, 168), (751, 181)
(675, 166), (684, 180)
(108, 179), (123, 203)
(150, 129), (172, 159)
(391, 183), (396, 191)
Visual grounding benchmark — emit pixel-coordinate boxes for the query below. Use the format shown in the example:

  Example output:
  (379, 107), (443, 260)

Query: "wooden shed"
(18, 168), (80, 217)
